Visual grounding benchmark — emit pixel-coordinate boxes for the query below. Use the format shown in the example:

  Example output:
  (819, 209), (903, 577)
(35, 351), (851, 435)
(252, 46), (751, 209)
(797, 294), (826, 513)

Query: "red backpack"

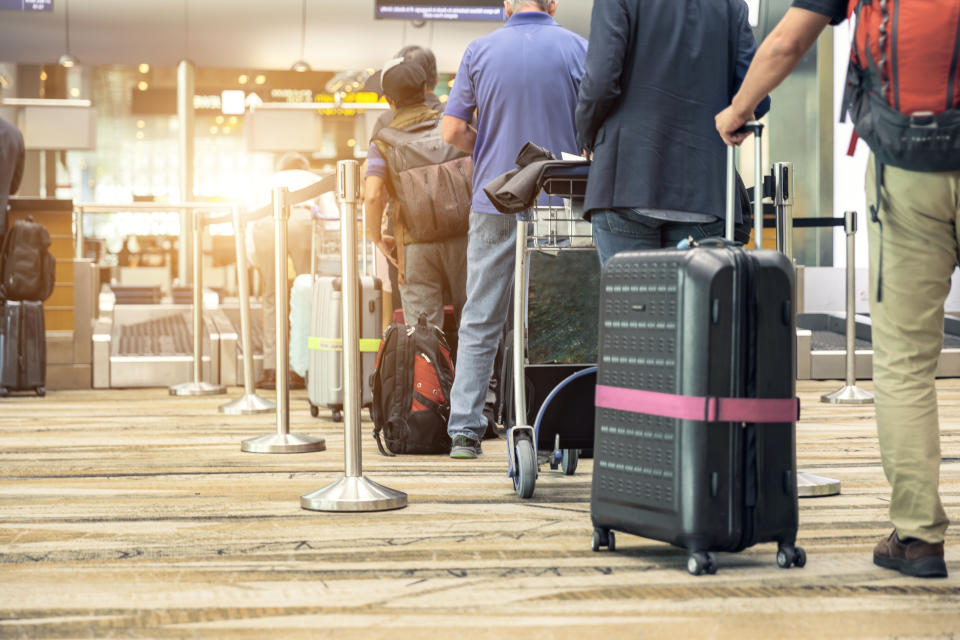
(370, 313), (455, 456)
(842, 0), (960, 172)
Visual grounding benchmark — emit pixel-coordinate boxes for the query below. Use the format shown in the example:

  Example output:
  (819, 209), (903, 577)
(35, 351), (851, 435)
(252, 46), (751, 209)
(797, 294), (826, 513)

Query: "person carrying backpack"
(716, 0), (960, 579)
(363, 57), (469, 334)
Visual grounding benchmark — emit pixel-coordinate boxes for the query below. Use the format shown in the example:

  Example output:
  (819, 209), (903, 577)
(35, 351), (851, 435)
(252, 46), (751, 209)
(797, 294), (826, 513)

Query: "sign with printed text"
(375, 0), (504, 21)
(0, 0), (53, 10)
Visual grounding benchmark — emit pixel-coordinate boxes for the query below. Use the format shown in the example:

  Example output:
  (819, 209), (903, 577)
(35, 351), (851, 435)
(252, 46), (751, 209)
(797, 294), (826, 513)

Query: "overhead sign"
(0, 0), (52, 10)
(374, 0), (504, 21)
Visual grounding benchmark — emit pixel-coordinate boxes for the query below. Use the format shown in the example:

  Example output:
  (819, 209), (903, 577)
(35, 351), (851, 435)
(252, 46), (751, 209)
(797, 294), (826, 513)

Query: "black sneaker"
(450, 434), (482, 459)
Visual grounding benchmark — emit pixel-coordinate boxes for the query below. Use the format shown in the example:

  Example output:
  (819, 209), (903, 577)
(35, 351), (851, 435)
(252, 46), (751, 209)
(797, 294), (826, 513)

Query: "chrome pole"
(774, 162), (794, 260)
(170, 208), (226, 396)
(221, 205), (275, 414)
(822, 210), (874, 406)
(243, 187), (325, 453)
(513, 216), (527, 428)
(301, 160), (407, 511)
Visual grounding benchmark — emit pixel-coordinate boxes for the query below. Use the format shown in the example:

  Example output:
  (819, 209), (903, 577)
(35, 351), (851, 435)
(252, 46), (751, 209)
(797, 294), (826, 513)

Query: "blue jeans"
(448, 211), (517, 442)
(591, 208), (726, 266)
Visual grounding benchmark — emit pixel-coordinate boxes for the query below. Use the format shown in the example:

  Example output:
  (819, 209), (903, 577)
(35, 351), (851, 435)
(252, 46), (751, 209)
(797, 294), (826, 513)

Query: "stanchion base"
(241, 433), (326, 454)
(300, 475), (407, 512)
(821, 384), (875, 404)
(169, 381), (227, 396)
(798, 471), (841, 498)
(219, 393), (276, 415)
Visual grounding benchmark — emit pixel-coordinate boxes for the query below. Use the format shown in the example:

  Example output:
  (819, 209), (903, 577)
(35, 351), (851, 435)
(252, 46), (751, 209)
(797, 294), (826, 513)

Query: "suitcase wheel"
(309, 403), (319, 418)
(331, 409), (343, 422)
(35, 387), (45, 398)
(687, 551), (717, 576)
(0, 387), (7, 398)
(777, 544), (806, 569)
(591, 527), (615, 553)
(512, 438), (536, 499)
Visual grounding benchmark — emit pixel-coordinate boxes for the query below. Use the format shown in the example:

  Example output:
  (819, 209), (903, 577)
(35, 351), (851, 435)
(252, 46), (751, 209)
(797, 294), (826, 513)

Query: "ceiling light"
(291, 0), (311, 73)
(254, 74), (266, 85)
(138, 63), (150, 74)
(59, 0), (78, 68)
(137, 81), (149, 91)
(238, 74), (249, 85)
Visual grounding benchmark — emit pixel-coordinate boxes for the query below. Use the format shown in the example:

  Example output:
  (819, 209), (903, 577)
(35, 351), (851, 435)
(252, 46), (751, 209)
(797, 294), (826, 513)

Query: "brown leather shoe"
(289, 371), (306, 390)
(257, 368), (276, 390)
(873, 530), (948, 578)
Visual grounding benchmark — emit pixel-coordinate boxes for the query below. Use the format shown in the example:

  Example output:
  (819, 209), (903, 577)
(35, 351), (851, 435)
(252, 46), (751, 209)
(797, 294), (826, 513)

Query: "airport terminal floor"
(1, 380), (958, 639)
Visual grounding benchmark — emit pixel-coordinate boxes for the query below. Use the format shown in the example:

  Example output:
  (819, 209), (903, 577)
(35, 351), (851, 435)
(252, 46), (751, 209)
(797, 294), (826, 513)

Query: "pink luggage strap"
(595, 385), (800, 424)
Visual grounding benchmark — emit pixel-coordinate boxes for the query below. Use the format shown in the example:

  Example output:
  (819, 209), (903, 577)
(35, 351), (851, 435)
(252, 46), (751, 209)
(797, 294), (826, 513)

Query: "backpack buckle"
(909, 111), (937, 129)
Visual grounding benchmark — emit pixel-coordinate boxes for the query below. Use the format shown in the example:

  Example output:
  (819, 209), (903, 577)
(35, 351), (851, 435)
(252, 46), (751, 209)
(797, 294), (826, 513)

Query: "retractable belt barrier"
(300, 160), (407, 512)
(240, 185), (326, 454)
(219, 205), (276, 415)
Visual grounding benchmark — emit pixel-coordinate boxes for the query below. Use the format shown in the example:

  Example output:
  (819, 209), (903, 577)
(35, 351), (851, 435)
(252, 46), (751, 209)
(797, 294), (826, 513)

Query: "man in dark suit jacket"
(575, 0), (770, 264)
(0, 115), (26, 242)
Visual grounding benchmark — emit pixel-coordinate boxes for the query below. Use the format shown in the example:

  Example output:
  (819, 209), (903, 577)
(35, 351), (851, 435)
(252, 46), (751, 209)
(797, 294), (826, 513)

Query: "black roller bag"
(0, 215), (54, 397)
(590, 126), (803, 575)
(0, 300), (46, 397)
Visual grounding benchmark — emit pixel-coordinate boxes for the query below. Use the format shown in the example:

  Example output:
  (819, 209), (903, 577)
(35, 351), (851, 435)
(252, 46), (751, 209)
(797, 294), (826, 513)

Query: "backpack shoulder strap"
(373, 117), (441, 148)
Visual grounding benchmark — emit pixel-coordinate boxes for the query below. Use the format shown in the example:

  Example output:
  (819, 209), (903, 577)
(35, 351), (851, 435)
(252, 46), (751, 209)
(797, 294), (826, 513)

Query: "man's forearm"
(731, 8), (832, 118)
(441, 115), (476, 154)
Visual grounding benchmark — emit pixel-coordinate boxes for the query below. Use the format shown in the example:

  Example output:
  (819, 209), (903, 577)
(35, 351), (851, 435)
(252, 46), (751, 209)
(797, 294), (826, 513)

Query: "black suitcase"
(0, 300), (47, 397)
(589, 123), (804, 575)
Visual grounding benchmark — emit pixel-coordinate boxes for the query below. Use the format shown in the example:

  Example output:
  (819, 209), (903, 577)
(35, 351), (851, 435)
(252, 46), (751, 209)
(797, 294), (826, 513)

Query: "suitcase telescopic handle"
(724, 121), (765, 244)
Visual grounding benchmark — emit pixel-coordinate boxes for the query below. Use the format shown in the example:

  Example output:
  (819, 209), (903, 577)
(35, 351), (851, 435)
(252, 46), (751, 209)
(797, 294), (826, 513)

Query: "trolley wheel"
(513, 437), (536, 499)
(687, 551), (716, 576)
(309, 404), (319, 418)
(331, 409), (343, 422)
(777, 544), (796, 569)
(35, 387), (45, 397)
(0, 387), (8, 398)
(591, 527), (614, 552)
(561, 448), (579, 475)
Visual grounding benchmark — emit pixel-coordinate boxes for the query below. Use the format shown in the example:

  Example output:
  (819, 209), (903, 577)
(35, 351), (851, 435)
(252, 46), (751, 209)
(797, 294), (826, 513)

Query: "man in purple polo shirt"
(441, 0), (587, 459)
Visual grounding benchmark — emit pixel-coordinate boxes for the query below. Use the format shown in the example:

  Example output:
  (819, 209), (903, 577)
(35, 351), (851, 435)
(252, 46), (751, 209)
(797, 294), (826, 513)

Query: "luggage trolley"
(504, 162), (599, 499)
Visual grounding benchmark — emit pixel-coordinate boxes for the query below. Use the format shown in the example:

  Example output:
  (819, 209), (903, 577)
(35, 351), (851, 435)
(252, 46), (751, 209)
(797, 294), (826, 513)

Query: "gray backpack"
(373, 117), (472, 242)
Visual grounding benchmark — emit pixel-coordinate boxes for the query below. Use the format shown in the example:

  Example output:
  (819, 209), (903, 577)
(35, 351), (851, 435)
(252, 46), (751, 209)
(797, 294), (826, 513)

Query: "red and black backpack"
(370, 313), (455, 456)
(842, 0), (960, 172)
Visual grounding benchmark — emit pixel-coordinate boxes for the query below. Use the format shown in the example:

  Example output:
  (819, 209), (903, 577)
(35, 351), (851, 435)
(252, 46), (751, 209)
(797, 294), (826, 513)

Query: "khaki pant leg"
(866, 153), (959, 543)
(399, 242), (445, 328)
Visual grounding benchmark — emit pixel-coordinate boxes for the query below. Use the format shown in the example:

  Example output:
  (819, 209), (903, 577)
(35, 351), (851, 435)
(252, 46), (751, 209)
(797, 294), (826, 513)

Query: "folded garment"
(484, 143), (589, 214)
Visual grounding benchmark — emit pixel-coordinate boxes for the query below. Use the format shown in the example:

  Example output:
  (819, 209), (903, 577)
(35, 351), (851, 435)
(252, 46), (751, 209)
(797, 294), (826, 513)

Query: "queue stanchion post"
(220, 205), (276, 415)
(301, 160), (407, 512)
(170, 207), (227, 396)
(821, 210), (874, 406)
(774, 163), (794, 259)
(242, 187), (326, 453)
(783, 209), (844, 497)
